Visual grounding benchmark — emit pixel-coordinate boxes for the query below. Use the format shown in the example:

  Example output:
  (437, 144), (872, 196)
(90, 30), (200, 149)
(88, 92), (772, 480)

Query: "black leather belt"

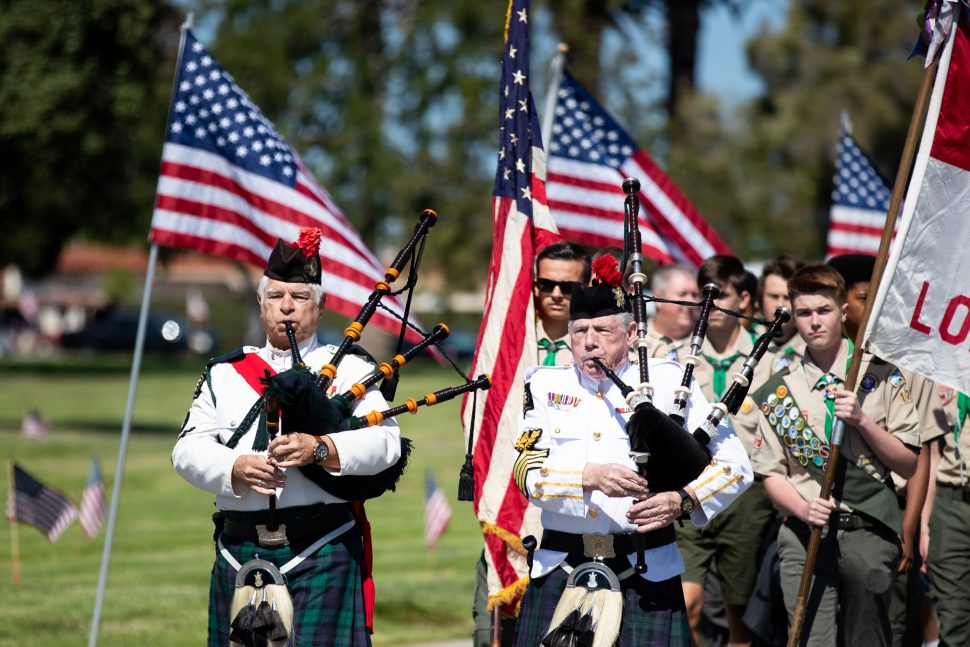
(937, 483), (970, 504)
(836, 511), (878, 531)
(540, 525), (676, 559)
(216, 503), (354, 546)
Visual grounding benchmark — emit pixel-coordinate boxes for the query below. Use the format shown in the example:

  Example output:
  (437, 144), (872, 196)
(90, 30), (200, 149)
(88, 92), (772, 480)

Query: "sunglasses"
(535, 278), (581, 294)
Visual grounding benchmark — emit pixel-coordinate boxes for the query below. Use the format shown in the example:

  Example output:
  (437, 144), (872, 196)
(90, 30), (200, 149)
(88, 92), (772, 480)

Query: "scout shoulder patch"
(523, 383), (534, 415)
(888, 368), (906, 388)
(515, 428), (542, 452)
(860, 373), (877, 393)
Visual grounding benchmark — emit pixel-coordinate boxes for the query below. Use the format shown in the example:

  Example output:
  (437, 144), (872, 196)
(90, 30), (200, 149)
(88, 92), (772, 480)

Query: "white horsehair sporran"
(229, 558), (293, 647)
(542, 560), (623, 647)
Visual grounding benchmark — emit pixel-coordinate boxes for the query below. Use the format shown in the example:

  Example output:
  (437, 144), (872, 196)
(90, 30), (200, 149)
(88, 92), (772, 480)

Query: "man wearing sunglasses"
(533, 242), (591, 367)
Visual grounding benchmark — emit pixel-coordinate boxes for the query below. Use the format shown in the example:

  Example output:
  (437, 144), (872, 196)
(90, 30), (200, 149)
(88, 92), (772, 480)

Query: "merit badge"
(860, 373), (877, 393)
(889, 368), (906, 387)
(741, 396), (755, 414)
(776, 385), (789, 399)
(768, 393), (779, 406)
(762, 402), (771, 415)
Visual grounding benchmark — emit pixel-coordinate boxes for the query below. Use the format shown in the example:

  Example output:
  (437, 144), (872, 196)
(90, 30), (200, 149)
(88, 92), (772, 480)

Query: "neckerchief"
(809, 338), (854, 442)
(954, 392), (970, 442)
(538, 338), (567, 366)
(703, 352), (741, 399)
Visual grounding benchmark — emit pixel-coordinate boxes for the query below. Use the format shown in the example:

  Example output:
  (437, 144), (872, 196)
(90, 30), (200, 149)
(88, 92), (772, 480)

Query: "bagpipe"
(593, 178), (791, 573)
(258, 209), (491, 502)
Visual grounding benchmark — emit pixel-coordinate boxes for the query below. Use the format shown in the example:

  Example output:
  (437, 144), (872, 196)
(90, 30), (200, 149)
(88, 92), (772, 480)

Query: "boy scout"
(677, 254), (771, 647)
(752, 264), (919, 647)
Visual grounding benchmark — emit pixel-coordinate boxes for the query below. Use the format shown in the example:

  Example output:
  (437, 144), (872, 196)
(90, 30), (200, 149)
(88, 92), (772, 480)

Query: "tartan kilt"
(208, 524), (370, 647)
(512, 563), (690, 647)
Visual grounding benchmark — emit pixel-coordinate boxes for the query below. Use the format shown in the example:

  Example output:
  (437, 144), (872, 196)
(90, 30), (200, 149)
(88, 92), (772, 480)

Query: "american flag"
(7, 463), (77, 542)
(546, 69), (731, 267)
(424, 469), (452, 549)
(150, 30), (423, 344)
(460, 0), (559, 611)
(826, 118), (895, 257)
(79, 457), (107, 538)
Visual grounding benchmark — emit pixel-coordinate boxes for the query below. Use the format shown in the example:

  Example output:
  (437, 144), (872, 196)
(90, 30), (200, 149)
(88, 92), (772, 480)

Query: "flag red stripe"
(931, 18), (970, 172)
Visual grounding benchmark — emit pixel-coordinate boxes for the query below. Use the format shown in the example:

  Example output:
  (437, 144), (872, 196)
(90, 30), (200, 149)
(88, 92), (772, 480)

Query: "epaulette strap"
(206, 346), (248, 368)
(347, 344), (378, 364)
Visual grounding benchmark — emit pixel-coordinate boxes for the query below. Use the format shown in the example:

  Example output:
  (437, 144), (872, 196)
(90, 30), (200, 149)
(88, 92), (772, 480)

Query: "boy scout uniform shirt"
(645, 320), (687, 361)
(937, 392), (970, 487)
(172, 336), (401, 511)
(889, 369), (947, 495)
(515, 359), (753, 582)
(694, 333), (763, 456)
(762, 336), (806, 377)
(536, 320), (572, 367)
(751, 343), (920, 511)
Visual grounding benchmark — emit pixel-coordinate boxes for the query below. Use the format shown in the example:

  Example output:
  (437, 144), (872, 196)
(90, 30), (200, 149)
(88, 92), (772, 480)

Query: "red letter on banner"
(940, 294), (970, 346)
(909, 281), (932, 335)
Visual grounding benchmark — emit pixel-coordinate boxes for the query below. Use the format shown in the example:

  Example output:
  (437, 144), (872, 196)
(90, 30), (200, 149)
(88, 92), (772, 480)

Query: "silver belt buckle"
(582, 533), (616, 559)
(255, 523), (288, 547)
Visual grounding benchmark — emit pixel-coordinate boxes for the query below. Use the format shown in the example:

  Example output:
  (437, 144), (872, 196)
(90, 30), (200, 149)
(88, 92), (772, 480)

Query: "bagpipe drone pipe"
(258, 208), (490, 501)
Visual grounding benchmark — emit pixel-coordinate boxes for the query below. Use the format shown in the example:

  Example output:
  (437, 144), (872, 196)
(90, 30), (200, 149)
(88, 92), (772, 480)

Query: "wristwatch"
(312, 435), (329, 463)
(676, 488), (695, 517)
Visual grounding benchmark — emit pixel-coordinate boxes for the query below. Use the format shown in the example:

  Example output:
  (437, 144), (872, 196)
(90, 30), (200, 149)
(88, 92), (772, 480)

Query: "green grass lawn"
(0, 360), (481, 646)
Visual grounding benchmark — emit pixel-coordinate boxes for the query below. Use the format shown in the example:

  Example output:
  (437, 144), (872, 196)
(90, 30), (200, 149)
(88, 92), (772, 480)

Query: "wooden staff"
(786, 55), (941, 647)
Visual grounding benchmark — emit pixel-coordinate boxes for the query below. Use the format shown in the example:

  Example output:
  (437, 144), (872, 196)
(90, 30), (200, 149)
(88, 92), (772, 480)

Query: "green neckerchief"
(954, 392), (970, 443)
(703, 352), (742, 399)
(537, 338), (567, 366)
(809, 337), (854, 442)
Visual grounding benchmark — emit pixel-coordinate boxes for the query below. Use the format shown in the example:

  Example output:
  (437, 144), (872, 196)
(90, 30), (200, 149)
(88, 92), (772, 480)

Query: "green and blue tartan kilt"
(208, 525), (370, 647)
(512, 564), (690, 647)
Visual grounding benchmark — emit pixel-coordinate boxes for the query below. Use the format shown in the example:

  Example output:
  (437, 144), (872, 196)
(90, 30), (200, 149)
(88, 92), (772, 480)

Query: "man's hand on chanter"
(231, 455), (287, 496)
(582, 463), (649, 497)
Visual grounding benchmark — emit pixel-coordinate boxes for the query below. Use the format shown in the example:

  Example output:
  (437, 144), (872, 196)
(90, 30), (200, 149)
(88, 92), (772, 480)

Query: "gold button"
(589, 509), (599, 518)
(539, 468), (549, 476)
(722, 465), (732, 474)
(592, 431), (601, 441)
(595, 391), (605, 399)
(554, 427), (561, 434)
(710, 459), (718, 466)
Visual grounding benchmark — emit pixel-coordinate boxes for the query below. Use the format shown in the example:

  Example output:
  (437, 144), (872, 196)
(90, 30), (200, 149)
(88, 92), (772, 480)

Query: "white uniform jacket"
(172, 336), (401, 511)
(514, 359), (752, 581)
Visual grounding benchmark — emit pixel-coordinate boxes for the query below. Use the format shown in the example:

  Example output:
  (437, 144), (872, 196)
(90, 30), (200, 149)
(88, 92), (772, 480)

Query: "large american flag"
(546, 69), (730, 267)
(460, 0), (560, 611)
(7, 463), (78, 542)
(79, 457), (106, 538)
(423, 469), (452, 549)
(150, 30), (422, 343)
(826, 119), (895, 257)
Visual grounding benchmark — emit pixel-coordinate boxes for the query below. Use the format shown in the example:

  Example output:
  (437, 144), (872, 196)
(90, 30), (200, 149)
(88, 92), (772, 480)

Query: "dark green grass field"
(0, 360), (480, 646)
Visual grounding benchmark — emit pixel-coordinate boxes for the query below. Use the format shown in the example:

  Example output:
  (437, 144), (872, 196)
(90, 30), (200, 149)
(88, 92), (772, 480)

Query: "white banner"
(867, 14), (970, 393)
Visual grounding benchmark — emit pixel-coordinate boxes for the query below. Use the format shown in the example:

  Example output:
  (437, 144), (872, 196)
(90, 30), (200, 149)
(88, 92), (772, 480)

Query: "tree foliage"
(0, 0), (178, 276)
(665, 0), (925, 260)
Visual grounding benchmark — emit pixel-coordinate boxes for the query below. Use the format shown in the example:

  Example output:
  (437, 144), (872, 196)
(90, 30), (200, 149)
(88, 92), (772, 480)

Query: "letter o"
(940, 295), (970, 345)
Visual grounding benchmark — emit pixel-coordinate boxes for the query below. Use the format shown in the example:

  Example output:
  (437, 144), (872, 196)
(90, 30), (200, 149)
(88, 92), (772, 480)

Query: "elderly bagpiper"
(511, 267), (753, 647)
(173, 228), (401, 647)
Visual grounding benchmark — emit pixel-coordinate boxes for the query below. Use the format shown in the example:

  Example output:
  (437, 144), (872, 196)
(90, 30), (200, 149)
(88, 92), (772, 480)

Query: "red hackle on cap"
(292, 227), (322, 258)
(591, 254), (623, 288)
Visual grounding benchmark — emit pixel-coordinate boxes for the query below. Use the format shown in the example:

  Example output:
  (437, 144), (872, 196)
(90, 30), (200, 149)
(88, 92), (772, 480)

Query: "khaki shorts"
(676, 480), (775, 605)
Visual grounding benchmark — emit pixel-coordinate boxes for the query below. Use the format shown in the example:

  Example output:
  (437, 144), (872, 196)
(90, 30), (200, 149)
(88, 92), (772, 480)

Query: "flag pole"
(540, 43), (567, 150)
(87, 14), (193, 647)
(9, 462), (21, 586)
(786, 54), (942, 647)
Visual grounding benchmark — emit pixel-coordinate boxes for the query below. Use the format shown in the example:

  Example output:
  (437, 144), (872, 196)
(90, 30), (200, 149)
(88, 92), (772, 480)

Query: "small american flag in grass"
(7, 463), (77, 542)
(79, 457), (107, 538)
(424, 469), (452, 549)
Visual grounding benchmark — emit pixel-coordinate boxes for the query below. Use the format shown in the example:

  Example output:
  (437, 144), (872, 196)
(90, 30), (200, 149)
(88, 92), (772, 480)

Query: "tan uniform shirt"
(890, 369), (948, 494)
(645, 320), (688, 361)
(937, 391), (970, 487)
(752, 343), (920, 510)
(694, 331), (761, 455)
(536, 319), (572, 367)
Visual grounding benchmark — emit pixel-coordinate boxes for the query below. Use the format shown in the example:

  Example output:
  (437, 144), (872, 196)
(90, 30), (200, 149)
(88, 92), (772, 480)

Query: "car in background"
(61, 311), (197, 353)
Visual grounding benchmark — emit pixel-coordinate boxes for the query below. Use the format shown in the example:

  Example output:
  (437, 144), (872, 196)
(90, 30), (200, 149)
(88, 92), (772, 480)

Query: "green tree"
(665, 0), (924, 259)
(0, 0), (178, 276)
